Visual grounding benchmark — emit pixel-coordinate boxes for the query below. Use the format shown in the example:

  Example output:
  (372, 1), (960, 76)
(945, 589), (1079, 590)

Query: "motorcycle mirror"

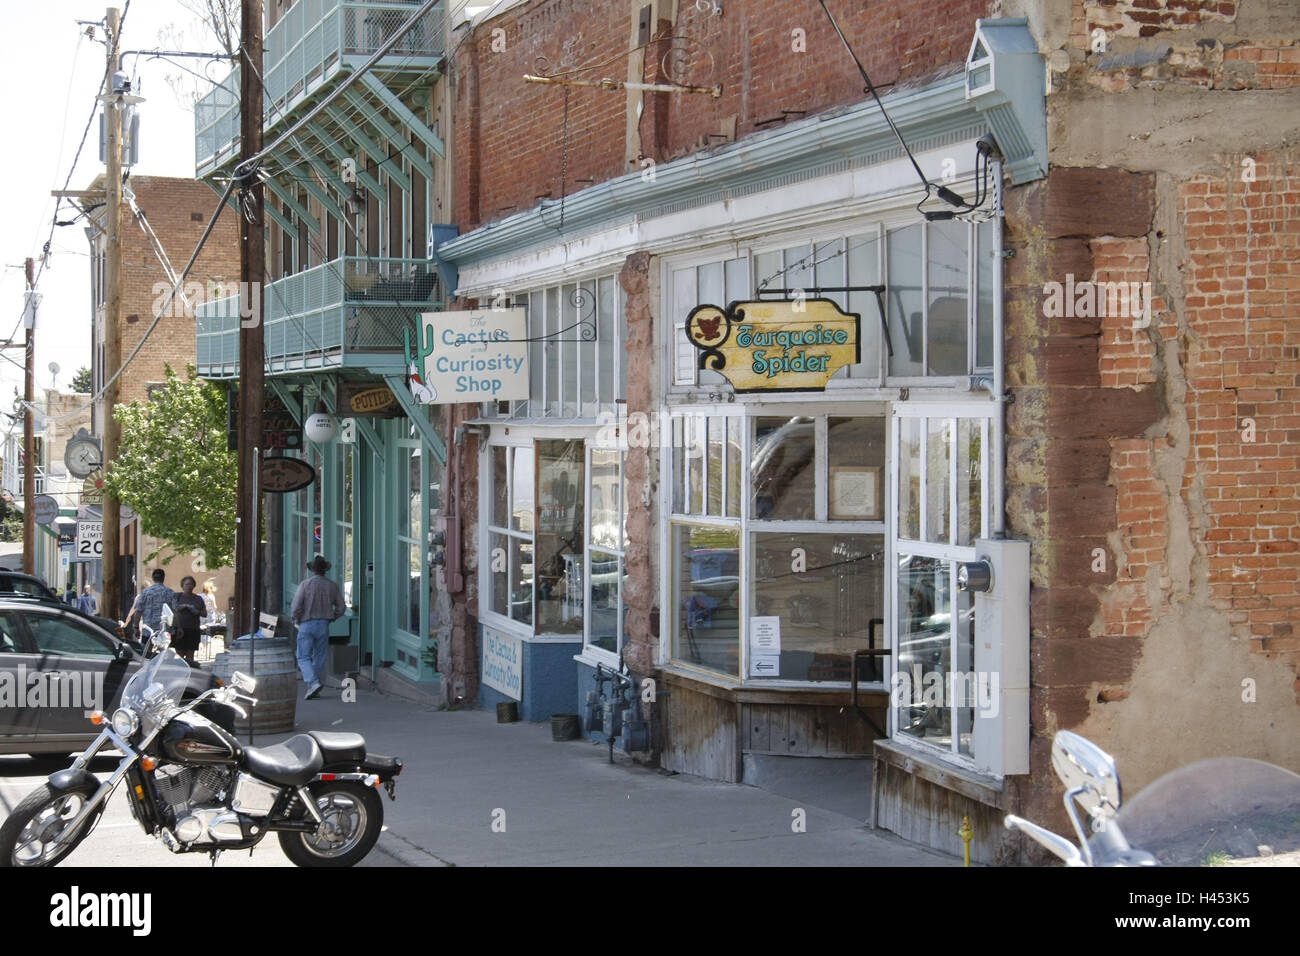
(1052, 731), (1122, 820)
(114, 643), (133, 662)
(1004, 814), (1085, 866)
(231, 671), (257, 693)
(151, 630), (170, 652)
(161, 605), (174, 627)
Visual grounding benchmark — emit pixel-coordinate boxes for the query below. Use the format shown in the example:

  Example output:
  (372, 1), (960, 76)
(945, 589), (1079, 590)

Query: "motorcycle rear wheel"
(0, 783), (100, 867)
(277, 781), (383, 868)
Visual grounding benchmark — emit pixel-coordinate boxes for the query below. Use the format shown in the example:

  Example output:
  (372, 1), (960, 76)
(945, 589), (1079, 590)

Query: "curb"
(372, 830), (454, 867)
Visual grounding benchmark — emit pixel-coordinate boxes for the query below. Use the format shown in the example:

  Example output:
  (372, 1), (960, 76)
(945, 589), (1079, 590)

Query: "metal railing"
(195, 0), (445, 173)
(196, 256), (445, 376)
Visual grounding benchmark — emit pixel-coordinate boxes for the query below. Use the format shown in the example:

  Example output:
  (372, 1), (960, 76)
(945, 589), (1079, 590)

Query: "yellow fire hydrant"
(958, 816), (974, 867)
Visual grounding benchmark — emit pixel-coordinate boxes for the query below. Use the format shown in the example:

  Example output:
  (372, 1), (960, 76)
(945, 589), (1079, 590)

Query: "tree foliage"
(105, 365), (236, 568)
(70, 367), (92, 393)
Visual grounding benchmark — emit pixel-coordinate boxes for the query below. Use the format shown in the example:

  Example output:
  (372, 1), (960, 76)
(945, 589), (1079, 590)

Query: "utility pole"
(234, 0), (265, 637)
(22, 258), (36, 576)
(101, 5), (123, 619)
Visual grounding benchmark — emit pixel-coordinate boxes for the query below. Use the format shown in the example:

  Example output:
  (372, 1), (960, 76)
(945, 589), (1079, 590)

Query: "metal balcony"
(195, 0), (445, 177)
(195, 256), (445, 378)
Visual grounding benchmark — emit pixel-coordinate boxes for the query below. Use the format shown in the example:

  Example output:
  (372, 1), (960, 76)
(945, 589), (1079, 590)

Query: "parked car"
(0, 570), (133, 647)
(0, 596), (227, 757)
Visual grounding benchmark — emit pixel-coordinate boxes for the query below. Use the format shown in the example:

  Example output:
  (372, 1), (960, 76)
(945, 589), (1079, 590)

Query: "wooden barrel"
(210, 638), (298, 735)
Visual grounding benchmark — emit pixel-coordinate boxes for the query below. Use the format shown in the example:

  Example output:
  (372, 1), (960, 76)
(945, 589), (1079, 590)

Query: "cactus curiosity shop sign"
(405, 309), (530, 404)
(685, 298), (861, 392)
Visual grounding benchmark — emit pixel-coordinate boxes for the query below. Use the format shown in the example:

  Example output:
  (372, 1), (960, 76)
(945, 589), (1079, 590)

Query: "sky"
(0, 1), (224, 413)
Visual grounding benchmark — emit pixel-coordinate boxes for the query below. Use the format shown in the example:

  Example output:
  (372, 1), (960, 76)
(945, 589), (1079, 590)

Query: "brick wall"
(117, 176), (242, 406)
(1004, 0), (1300, 844)
(453, 0), (996, 228)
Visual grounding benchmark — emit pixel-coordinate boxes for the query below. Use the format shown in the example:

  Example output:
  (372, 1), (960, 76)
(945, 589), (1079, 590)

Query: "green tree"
(70, 367), (92, 393)
(105, 365), (236, 567)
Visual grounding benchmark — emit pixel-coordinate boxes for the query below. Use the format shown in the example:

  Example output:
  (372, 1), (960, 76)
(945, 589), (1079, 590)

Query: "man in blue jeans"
(291, 554), (346, 700)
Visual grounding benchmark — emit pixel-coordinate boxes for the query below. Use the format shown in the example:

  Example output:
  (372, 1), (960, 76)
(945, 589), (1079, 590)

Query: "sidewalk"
(252, 679), (959, 867)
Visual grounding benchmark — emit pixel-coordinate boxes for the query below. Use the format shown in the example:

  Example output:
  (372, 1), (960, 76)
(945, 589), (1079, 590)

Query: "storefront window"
(669, 411), (887, 683)
(752, 416), (815, 521)
(586, 447), (627, 659)
(488, 446), (535, 624)
(672, 523), (741, 677)
(336, 445), (354, 607)
(892, 408), (989, 760)
(397, 445), (422, 635)
(752, 532), (885, 681)
(534, 439), (584, 634)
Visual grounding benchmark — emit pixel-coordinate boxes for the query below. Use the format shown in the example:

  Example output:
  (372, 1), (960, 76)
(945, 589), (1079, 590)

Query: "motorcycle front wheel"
(277, 781), (383, 868)
(0, 783), (101, 867)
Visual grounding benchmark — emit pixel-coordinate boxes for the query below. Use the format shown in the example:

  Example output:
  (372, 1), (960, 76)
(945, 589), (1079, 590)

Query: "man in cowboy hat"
(290, 553), (346, 700)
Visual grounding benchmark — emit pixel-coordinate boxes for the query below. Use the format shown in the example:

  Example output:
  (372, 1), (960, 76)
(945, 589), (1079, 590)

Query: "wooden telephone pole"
(21, 258), (36, 576)
(101, 5), (124, 619)
(234, 0), (266, 637)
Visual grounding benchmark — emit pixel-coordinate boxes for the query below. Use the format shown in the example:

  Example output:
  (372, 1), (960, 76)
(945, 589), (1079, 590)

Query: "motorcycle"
(0, 607), (403, 868)
(1006, 730), (1300, 866)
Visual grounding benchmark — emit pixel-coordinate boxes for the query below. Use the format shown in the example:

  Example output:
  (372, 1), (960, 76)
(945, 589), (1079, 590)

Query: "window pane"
(898, 417), (921, 540)
(828, 417), (886, 521)
(510, 536), (532, 625)
(688, 417), (704, 515)
(927, 219), (969, 376)
(724, 255), (749, 301)
(976, 218), (996, 370)
(409, 450), (422, 543)
(815, 239), (845, 309)
(784, 243), (813, 294)
(512, 447), (534, 533)
(887, 224), (924, 377)
(751, 416), (814, 521)
(343, 447), (353, 524)
(490, 446), (508, 527)
(897, 555), (952, 748)
(529, 291), (544, 412)
(588, 550), (622, 654)
(598, 277), (615, 405)
(26, 616), (112, 657)
(672, 524), (740, 677)
(706, 416), (724, 517)
(397, 448), (412, 539)
(344, 528), (354, 608)
(846, 234), (881, 380)
(726, 416), (741, 518)
(407, 544), (421, 633)
(698, 261), (724, 309)
(562, 283), (579, 416)
(545, 286), (560, 415)
(751, 533), (885, 682)
(957, 419), (982, 546)
(926, 419), (952, 543)
(673, 266), (699, 386)
(490, 532), (509, 616)
(957, 583), (975, 757)
(590, 449), (620, 550)
(754, 249), (781, 295)
(535, 439), (584, 634)
(672, 417), (686, 514)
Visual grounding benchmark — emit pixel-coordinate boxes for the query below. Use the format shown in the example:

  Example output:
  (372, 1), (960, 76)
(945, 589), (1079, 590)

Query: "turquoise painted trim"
(440, 71), (993, 267)
(303, 120), (389, 200)
(341, 88), (436, 182)
(278, 140), (348, 221)
(263, 175), (321, 235)
(264, 199), (297, 235)
(382, 374), (447, 466)
(324, 104), (413, 189)
(354, 417), (385, 463)
(360, 73), (444, 160)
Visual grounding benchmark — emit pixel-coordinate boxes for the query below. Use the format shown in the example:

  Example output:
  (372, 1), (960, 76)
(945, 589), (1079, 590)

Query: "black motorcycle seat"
(242, 734), (324, 787)
(308, 730), (367, 765)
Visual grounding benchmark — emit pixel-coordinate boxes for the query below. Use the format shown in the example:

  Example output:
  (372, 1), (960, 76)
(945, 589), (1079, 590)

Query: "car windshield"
(1110, 757), (1300, 866)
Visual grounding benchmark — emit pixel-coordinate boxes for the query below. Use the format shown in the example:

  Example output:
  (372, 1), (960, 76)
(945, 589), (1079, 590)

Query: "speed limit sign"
(76, 520), (103, 560)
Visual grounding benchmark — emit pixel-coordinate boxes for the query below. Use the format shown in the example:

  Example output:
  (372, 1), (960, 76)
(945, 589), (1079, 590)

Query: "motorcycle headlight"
(111, 708), (139, 738)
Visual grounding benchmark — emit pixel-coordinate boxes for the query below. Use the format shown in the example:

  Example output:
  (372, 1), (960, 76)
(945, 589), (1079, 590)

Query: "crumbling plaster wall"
(1000, 0), (1300, 827)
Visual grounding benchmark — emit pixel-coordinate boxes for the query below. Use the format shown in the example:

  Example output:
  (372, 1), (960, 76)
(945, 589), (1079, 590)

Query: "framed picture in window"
(829, 466), (881, 521)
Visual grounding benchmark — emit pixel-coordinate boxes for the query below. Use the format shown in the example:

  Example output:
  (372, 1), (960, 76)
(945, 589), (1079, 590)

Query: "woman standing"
(174, 576), (207, 664)
(200, 580), (221, 655)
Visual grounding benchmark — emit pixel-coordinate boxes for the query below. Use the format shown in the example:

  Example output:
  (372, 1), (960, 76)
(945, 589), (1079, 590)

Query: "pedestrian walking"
(122, 568), (177, 645)
(290, 554), (345, 700)
(173, 576), (207, 665)
(76, 585), (97, 616)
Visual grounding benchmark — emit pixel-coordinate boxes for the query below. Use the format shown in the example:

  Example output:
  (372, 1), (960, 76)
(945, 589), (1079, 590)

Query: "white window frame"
(581, 431), (628, 669)
(889, 402), (993, 771)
